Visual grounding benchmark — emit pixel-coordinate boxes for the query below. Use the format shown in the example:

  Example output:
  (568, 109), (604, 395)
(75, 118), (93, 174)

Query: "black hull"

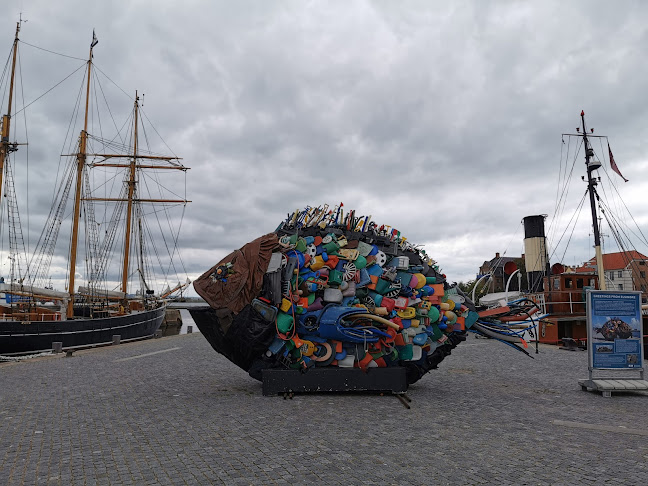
(0, 305), (166, 355)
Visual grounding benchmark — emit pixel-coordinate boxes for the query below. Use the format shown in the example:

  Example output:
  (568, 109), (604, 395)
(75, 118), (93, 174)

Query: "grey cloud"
(3, 0), (648, 292)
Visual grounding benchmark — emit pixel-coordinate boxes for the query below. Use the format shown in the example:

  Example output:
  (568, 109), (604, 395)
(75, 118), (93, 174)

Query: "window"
(641, 271), (646, 278)
(618, 284), (623, 290)
(576, 278), (584, 289)
(565, 278), (573, 289)
(553, 278), (560, 290)
(618, 270), (623, 278)
(590, 279), (596, 287)
(640, 261), (646, 265)
(609, 272), (615, 281)
(642, 285), (647, 292)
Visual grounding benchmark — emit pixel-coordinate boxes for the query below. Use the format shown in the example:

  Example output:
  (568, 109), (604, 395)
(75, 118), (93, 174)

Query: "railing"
(524, 290), (591, 316)
(525, 293), (547, 314)
(1, 312), (62, 322)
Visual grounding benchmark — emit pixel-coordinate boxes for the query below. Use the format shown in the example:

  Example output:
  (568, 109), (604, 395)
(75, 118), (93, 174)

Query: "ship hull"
(0, 305), (166, 355)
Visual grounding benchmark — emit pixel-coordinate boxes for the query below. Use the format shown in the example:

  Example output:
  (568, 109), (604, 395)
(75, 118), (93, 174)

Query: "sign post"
(579, 290), (647, 397)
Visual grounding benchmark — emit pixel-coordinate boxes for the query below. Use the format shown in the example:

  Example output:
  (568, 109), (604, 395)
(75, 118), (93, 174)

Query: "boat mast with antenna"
(580, 110), (607, 290)
(67, 31), (98, 317)
(121, 92), (140, 299)
(0, 22), (20, 202)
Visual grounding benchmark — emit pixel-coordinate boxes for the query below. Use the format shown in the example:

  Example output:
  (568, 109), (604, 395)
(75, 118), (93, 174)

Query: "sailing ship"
(474, 111), (648, 349)
(0, 23), (189, 355)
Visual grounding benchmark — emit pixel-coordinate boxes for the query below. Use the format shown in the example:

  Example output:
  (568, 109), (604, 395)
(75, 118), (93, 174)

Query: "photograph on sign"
(587, 291), (643, 369)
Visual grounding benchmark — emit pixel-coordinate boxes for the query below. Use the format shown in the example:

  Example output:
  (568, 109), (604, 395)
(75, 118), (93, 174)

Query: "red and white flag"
(608, 143), (628, 182)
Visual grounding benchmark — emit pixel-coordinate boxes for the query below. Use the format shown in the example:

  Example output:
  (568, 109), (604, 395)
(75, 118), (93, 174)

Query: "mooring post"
(187, 326), (193, 334)
(112, 334), (121, 345)
(52, 342), (63, 354)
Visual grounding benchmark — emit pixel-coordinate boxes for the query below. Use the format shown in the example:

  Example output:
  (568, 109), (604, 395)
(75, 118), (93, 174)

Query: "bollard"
(187, 326), (193, 334)
(52, 342), (63, 354)
(65, 350), (74, 358)
(112, 334), (121, 345)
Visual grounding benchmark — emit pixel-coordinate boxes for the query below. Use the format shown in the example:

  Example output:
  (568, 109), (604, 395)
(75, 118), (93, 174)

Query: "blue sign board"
(586, 290), (643, 369)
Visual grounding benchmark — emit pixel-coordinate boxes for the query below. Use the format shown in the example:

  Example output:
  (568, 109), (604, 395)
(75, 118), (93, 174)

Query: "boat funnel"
(523, 215), (549, 292)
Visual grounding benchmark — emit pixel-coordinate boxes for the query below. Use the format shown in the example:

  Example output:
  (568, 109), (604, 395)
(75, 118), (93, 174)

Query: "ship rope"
(137, 119), (189, 290)
(547, 135), (582, 261)
(597, 194), (648, 292)
(553, 190), (588, 265)
(83, 170), (102, 298)
(2, 42), (189, 301)
(18, 40), (86, 61)
(547, 128), (648, 295)
(3, 157), (29, 284)
(92, 183), (128, 290)
(27, 158), (76, 288)
(593, 136), (648, 250)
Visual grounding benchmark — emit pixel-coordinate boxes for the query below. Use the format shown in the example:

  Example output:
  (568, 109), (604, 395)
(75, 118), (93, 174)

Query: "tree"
(457, 278), (489, 304)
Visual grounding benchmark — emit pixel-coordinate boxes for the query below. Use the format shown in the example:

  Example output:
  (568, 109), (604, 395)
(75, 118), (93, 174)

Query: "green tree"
(457, 278), (490, 304)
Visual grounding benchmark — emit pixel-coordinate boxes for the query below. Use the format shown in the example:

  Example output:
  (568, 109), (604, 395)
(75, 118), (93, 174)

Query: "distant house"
(577, 250), (648, 301)
(478, 252), (523, 292)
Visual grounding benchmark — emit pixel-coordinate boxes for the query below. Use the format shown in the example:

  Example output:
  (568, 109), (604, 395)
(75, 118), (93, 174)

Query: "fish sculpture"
(191, 204), (533, 388)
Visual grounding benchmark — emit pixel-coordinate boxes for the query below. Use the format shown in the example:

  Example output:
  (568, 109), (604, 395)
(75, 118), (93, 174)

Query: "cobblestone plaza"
(1, 333), (647, 485)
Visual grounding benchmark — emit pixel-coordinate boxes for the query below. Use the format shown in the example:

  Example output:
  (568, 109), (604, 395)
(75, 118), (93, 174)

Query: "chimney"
(496, 252), (500, 258)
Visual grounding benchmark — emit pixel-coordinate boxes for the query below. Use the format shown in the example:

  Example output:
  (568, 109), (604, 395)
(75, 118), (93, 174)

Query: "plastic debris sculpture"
(192, 204), (533, 387)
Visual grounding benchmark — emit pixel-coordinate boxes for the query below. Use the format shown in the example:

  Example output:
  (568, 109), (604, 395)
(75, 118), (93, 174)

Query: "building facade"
(478, 252), (524, 293)
(579, 250), (648, 302)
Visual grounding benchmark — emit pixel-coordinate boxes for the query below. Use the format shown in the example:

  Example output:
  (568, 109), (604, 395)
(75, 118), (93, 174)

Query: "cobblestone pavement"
(1, 333), (647, 485)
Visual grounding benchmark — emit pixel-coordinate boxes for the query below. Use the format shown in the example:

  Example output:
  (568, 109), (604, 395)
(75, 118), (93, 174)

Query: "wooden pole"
(0, 22), (20, 204)
(67, 35), (96, 317)
(121, 93), (139, 296)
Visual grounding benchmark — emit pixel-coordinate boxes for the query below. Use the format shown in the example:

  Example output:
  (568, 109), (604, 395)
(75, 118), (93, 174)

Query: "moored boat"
(0, 22), (189, 355)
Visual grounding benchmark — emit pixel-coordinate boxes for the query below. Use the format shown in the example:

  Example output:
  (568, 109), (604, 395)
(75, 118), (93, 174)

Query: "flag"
(608, 143), (628, 182)
(91, 30), (99, 48)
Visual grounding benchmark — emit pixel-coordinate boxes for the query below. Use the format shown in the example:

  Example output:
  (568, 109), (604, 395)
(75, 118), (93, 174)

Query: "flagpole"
(581, 111), (607, 290)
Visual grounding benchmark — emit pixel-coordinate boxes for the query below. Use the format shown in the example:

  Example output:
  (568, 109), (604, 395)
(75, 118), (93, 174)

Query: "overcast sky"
(3, 0), (648, 296)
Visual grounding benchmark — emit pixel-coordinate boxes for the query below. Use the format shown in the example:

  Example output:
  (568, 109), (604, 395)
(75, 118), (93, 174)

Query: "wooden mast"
(581, 111), (607, 290)
(0, 22), (20, 202)
(67, 33), (98, 317)
(121, 92), (140, 298)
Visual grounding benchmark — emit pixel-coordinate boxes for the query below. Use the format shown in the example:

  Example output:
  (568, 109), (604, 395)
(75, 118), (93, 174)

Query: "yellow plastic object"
(445, 310), (457, 324)
(309, 255), (326, 271)
(280, 298), (292, 312)
(338, 248), (359, 260)
(397, 307), (416, 319)
(300, 340), (315, 356)
(417, 301), (431, 314)
(373, 306), (389, 316)
(413, 273), (426, 289)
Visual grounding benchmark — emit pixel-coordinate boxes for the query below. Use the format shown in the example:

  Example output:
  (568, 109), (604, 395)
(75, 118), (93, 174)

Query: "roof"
(483, 256), (521, 270)
(573, 266), (596, 274)
(581, 250), (648, 271)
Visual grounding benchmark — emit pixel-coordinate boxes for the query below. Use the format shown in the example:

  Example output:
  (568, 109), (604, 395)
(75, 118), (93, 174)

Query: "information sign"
(586, 290), (643, 370)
